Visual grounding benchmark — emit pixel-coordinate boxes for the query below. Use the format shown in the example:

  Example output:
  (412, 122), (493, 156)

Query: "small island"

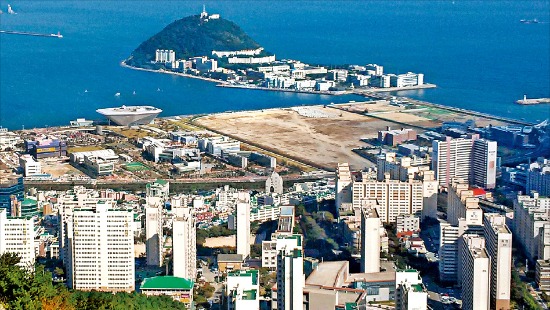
(123, 7), (434, 95)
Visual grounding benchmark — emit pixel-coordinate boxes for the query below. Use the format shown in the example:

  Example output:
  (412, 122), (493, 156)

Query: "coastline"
(120, 60), (230, 85)
(120, 61), (536, 126)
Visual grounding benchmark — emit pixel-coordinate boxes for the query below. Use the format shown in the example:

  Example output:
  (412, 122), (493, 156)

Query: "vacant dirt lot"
(197, 106), (410, 170)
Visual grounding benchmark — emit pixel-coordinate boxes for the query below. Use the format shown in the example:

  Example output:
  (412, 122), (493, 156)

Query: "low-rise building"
(140, 276), (194, 306)
(396, 214), (420, 237)
(378, 128), (417, 146)
(19, 154), (42, 177)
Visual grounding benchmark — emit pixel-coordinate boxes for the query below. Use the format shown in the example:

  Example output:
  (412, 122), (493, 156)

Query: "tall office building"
(0, 208), (35, 267)
(0, 171), (24, 215)
(352, 177), (424, 223)
(226, 269), (260, 310)
(276, 234), (304, 310)
(395, 269), (428, 310)
(236, 202), (251, 258)
(483, 213), (512, 310)
(432, 135), (497, 189)
(171, 196), (196, 280)
(526, 157), (550, 196)
(459, 234), (490, 310)
(64, 201), (135, 292)
(146, 203), (163, 266)
(361, 207), (381, 273)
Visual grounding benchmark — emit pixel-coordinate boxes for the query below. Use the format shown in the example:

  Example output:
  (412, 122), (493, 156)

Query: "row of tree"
(0, 253), (188, 310)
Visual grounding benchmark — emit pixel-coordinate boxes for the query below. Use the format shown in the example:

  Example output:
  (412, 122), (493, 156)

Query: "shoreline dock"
(516, 97), (550, 105)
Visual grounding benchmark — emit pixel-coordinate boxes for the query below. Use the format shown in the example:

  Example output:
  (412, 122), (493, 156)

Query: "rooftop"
(227, 269), (258, 285)
(306, 261), (348, 287)
(140, 276), (194, 290)
(218, 253), (244, 263)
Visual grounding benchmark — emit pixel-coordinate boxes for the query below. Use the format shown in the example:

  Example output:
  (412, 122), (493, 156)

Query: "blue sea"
(0, 1), (549, 129)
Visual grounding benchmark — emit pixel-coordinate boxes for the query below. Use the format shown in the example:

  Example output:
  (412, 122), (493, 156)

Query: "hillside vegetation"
(0, 253), (187, 310)
(128, 14), (261, 68)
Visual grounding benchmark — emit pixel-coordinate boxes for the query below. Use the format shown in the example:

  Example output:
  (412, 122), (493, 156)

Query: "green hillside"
(127, 14), (262, 67)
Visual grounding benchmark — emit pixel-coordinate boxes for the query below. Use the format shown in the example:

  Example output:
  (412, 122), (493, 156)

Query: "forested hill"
(127, 14), (261, 67)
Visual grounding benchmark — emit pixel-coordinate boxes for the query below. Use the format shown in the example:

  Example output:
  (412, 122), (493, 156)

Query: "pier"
(515, 95), (550, 105)
(0, 30), (63, 38)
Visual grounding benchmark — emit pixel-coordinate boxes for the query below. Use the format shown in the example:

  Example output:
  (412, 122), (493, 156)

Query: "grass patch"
(124, 162), (150, 172)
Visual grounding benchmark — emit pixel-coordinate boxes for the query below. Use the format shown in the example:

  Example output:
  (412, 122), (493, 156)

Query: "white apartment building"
(352, 178), (424, 223)
(275, 234), (304, 310)
(438, 201), (484, 283)
(513, 191), (550, 261)
(0, 209), (35, 267)
(171, 196), (196, 280)
(226, 269), (260, 310)
(262, 234), (302, 270)
(365, 64), (384, 76)
(19, 154), (42, 177)
(361, 207), (381, 273)
(395, 269), (428, 310)
(236, 202), (251, 258)
(64, 201), (135, 292)
(336, 163), (353, 213)
(376, 153), (431, 182)
(146, 203), (163, 266)
(459, 234), (490, 310)
(155, 49), (175, 63)
(396, 214), (420, 236)
(250, 205), (280, 223)
(198, 136), (241, 156)
(146, 179), (169, 205)
(432, 136), (497, 189)
(483, 213), (512, 310)
(447, 182), (481, 226)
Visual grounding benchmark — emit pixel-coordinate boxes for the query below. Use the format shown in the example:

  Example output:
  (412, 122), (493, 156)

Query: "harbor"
(0, 30), (63, 38)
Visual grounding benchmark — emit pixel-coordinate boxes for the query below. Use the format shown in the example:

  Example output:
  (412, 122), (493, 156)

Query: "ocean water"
(0, 1), (549, 129)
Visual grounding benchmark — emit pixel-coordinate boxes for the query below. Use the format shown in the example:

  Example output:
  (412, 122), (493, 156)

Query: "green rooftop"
(411, 284), (424, 292)
(227, 270), (258, 285)
(21, 198), (37, 207)
(345, 303), (358, 310)
(155, 179), (168, 185)
(140, 276), (194, 290)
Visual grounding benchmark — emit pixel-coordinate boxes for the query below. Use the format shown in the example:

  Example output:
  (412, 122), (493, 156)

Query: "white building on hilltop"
(64, 201), (135, 292)
(0, 209), (35, 267)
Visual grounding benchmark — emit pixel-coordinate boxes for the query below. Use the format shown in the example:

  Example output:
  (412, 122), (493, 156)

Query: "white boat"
(7, 4), (15, 14)
(114, 92), (121, 97)
(96, 105), (162, 126)
(133, 90), (136, 95)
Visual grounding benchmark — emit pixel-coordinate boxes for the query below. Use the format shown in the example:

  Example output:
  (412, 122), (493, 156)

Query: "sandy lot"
(41, 161), (85, 178)
(197, 106), (401, 170)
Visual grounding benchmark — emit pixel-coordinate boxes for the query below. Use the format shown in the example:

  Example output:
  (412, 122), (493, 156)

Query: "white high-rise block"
(276, 235), (303, 310)
(0, 209), (35, 267)
(361, 207), (381, 273)
(236, 202), (251, 258)
(172, 196), (196, 280)
(65, 201), (135, 292)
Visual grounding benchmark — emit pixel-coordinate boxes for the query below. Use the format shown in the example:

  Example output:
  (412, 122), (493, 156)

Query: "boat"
(114, 92), (121, 97)
(157, 88), (161, 92)
(96, 105), (163, 126)
(133, 90), (136, 95)
(7, 4), (15, 14)
(50, 31), (63, 38)
(70, 118), (94, 127)
(84, 89), (88, 93)
(520, 18), (540, 24)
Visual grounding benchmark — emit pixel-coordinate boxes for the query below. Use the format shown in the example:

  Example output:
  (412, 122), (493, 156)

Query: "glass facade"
(0, 175), (24, 215)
